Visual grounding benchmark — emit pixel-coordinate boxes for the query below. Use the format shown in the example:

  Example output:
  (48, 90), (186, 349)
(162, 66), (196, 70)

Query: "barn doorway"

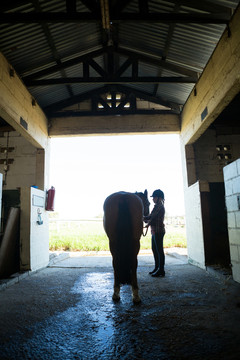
(48, 134), (186, 254)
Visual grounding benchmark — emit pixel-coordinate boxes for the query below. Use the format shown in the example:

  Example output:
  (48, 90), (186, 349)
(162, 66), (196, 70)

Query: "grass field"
(49, 220), (186, 252)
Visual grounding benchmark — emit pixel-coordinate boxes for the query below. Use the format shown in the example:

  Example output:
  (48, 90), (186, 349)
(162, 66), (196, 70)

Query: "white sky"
(49, 134), (185, 219)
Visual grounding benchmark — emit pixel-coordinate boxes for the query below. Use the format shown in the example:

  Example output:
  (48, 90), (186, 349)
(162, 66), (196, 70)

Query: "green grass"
(49, 220), (186, 252)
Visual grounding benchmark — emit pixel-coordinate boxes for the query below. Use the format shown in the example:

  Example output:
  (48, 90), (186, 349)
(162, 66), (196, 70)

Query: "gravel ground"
(0, 252), (240, 360)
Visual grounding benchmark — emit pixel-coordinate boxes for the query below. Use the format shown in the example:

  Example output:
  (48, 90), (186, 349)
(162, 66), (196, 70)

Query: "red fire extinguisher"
(46, 186), (55, 211)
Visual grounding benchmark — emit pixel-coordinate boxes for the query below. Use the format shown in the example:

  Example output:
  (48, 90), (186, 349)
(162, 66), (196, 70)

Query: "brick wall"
(194, 129), (240, 183)
(0, 132), (37, 189)
(223, 159), (240, 283)
(0, 53), (48, 149)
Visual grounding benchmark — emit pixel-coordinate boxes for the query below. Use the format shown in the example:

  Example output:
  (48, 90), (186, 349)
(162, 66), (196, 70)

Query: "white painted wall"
(223, 159), (240, 283)
(180, 136), (207, 269)
(20, 187), (49, 271)
(0, 173), (2, 232)
(185, 181), (207, 269)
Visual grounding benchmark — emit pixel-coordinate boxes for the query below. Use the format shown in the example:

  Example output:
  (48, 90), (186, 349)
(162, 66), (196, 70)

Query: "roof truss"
(23, 45), (196, 114)
(22, 46), (199, 81)
(45, 84), (180, 118)
(1, 0), (237, 119)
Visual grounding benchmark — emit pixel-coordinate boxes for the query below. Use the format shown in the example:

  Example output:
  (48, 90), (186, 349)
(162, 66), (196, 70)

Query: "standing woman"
(144, 189), (166, 277)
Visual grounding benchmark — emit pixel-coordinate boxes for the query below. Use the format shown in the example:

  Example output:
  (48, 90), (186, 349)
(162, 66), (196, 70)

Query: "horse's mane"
(135, 190), (150, 216)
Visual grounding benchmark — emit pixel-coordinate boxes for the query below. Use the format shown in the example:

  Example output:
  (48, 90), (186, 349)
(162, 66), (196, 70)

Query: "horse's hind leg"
(132, 285), (140, 303)
(112, 273), (120, 302)
(112, 285), (120, 301)
(131, 261), (141, 304)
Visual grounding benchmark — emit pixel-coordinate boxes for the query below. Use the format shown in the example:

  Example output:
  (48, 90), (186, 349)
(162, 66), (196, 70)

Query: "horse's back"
(103, 191), (143, 240)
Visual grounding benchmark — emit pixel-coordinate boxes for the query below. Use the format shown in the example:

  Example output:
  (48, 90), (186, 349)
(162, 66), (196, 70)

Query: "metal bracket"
(37, 208), (43, 225)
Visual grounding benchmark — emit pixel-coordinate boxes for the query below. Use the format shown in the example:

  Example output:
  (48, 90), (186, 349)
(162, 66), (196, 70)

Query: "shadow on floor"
(0, 250), (240, 360)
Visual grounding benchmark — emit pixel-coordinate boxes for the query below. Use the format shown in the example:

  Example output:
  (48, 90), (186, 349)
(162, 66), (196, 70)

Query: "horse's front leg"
(112, 272), (120, 301)
(131, 259), (141, 304)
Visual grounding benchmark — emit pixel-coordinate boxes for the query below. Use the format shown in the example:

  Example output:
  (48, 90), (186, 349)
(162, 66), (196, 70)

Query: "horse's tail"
(115, 198), (133, 285)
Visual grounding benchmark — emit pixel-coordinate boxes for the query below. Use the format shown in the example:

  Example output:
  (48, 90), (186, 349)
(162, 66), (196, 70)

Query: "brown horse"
(103, 190), (150, 303)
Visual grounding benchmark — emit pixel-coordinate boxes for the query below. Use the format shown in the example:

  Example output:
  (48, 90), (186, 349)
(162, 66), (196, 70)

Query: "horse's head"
(135, 189), (150, 216)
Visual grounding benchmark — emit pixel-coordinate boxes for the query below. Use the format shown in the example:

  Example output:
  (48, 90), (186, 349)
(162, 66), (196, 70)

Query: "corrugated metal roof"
(169, 23), (225, 70)
(119, 22), (170, 57)
(0, 0), (239, 118)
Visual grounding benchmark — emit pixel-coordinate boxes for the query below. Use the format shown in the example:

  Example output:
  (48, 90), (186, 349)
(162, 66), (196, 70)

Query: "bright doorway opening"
(49, 134), (186, 253)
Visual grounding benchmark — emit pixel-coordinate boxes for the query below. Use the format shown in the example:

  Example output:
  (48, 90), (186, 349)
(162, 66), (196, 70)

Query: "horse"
(103, 190), (150, 303)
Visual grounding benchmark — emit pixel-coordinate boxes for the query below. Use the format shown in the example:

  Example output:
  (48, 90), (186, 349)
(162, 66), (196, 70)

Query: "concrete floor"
(0, 250), (240, 360)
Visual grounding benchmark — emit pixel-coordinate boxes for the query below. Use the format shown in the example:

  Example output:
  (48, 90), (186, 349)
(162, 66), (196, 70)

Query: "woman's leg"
(152, 232), (165, 276)
(152, 234), (159, 267)
(149, 234), (158, 274)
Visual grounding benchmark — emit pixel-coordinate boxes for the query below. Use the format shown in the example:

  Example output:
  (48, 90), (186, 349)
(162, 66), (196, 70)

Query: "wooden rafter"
(25, 76), (196, 86)
(0, 12), (230, 24)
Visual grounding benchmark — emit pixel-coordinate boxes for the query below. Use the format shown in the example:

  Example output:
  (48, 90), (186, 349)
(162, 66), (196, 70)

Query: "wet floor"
(0, 252), (240, 360)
